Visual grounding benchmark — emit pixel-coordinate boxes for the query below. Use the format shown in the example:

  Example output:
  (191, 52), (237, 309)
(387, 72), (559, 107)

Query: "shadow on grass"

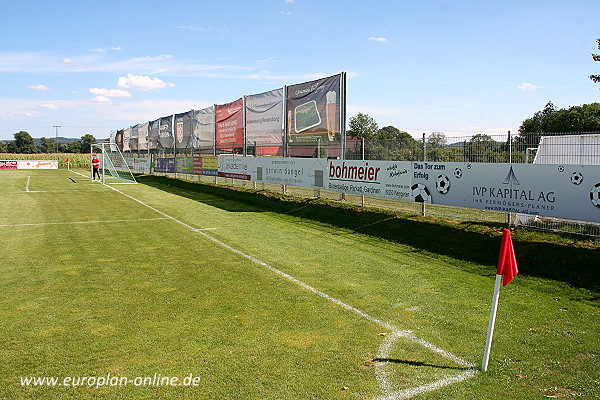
(372, 358), (469, 370)
(137, 175), (599, 293)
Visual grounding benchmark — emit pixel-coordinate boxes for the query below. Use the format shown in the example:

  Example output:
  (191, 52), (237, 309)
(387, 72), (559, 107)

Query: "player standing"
(91, 154), (101, 180)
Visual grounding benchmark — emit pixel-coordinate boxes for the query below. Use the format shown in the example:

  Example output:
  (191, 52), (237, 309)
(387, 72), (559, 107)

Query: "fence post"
(422, 133), (427, 217)
(507, 130), (512, 226)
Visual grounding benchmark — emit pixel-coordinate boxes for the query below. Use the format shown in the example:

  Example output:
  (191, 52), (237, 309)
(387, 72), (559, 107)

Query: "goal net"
(91, 143), (137, 184)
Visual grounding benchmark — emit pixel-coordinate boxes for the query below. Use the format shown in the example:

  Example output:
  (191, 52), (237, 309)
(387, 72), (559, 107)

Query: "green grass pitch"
(0, 168), (598, 399)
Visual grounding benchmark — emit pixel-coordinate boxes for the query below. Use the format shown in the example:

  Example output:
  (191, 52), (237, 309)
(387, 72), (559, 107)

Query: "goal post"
(91, 143), (137, 184)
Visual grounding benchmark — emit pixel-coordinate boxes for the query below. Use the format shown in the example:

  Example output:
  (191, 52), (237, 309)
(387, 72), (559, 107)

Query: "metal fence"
(131, 131), (600, 237)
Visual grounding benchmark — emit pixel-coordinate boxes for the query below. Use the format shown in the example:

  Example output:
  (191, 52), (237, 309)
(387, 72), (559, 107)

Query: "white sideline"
(0, 217), (169, 228)
(71, 169), (477, 398)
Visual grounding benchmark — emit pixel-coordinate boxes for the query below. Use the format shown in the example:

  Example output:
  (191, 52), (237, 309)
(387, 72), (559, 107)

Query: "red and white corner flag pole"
(482, 228), (519, 372)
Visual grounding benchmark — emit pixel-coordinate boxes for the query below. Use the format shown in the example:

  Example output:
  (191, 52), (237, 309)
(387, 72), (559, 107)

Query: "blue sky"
(0, 0), (598, 141)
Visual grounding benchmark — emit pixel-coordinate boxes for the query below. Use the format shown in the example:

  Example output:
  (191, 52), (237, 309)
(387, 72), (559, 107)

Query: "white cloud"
(279, 11), (292, 15)
(27, 84), (50, 91)
(117, 74), (175, 91)
(39, 103), (60, 110)
(284, 0), (295, 3)
(517, 82), (537, 91)
(89, 88), (132, 98)
(62, 58), (75, 64)
(92, 95), (112, 103)
(368, 37), (388, 42)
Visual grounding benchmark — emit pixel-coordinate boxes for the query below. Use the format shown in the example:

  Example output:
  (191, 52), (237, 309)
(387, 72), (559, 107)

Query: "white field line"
(0, 217), (169, 228)
(26, 176), (31, 192)
(70, 169), (478, 399)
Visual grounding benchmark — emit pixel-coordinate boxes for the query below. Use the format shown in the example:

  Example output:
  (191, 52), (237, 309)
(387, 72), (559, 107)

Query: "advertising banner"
(122, 127), (131, 152)
(255, 157), (327, 188)
(174, 110), (194, 149)
(286, 73), (342, 145)
(327, 160), (413, 201)
(130, 125), (139, 151)
(193, 106), (215, 149)
(159, 116), (174, 149)
(411, 162), (600, 222)
(148, 119), (159, 150)
(216, 99), (244, 152)
(218, 155), (254, 180)
(17, 160), (59, 169)
(198, 156), (218, 176)
(154, 157), (175, 173)
(175, 157), (195, 174)
(137, 122), (149, 151)
(245, 89), (284, 146)
(115, 129), (124, 151)
(0, 160), (18, 169)
(134, 158), (151, 173)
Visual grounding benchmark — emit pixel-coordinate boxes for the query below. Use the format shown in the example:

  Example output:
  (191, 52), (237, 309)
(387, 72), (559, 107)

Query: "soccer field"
(0, 168), (598, 399)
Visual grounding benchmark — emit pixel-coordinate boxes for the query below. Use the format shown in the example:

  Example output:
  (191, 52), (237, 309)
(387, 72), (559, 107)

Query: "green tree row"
(0, 131), (98, 154)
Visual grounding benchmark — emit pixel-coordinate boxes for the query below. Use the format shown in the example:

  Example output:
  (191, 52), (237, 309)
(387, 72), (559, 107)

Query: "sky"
(0, 0), (598, 141)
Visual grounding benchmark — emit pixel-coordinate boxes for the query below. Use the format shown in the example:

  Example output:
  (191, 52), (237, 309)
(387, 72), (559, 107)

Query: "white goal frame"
(91, 143), (137, 185)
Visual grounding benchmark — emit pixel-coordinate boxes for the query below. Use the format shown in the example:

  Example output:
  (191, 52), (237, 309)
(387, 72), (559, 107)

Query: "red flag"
(497, 228), (518, 286)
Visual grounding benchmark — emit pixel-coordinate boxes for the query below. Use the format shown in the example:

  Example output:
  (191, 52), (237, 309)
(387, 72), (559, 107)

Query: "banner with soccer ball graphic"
(410, 162), (600, 223)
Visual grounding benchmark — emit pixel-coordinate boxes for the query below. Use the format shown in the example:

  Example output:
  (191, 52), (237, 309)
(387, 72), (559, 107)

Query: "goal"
(91, 143), (137, 184)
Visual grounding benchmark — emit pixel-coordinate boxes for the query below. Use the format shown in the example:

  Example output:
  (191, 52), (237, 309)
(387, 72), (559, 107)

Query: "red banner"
(0, 160), (17, 169)
(216, 98), (244, 152)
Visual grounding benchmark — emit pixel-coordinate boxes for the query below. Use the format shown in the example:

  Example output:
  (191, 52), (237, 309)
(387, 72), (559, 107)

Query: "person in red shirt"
(91, 155), (101, 180)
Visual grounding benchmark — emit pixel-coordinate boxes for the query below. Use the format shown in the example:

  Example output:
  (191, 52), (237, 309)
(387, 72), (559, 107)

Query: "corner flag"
(482, 228), (519, 372)
(497, 228), (518, 286)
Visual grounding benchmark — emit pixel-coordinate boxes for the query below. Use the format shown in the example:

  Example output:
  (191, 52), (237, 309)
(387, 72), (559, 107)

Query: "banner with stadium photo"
(216, 99), (244, 152)
(137, 122), (149, 151)
(174, 110), (194, 150)
(245, 88), (284, 155)
(410, 162), (600, 223)
(286, 73), (342, 145)
(130, 124), (139, 152)
(193, 106), (215, 150)
(148, 119), (160, 150)
(159, 115), (174, 150)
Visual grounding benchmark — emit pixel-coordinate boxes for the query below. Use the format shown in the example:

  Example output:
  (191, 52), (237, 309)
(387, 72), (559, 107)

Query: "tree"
(60, 141), (82, 153)
(347, 112), (379, 139)
(427, 132), (447, 148)
(13, 131), (37, 153)
(39, 137), (56, 153)
(590, 38), (600, 86)
(80, 134), (97, 153)
(0, 141), (8, 153)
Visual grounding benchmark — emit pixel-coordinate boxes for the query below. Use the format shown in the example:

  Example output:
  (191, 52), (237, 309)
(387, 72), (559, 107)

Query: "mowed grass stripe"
(0, 170), (385, 399)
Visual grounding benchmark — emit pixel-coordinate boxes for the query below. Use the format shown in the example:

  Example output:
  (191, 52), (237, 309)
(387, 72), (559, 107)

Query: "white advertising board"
(17, 160), (58, 169)
(411, 162), (600, 223)
(327, 160), (412, 201)
(255, 157), (327, 188)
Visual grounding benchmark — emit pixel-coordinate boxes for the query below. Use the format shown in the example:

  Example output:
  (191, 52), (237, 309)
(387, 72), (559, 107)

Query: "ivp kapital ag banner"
(410, 162), (600, 222)
(286, 73), (342, 145)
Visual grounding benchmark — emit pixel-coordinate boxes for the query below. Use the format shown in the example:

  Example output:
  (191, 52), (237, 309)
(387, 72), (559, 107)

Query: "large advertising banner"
(137, 122), (149, 151)
(216, 99), (244, 151)
(255, 157), (327, 188)
(193, 106), (215, 149)
(148, 120), (159, 150)
(286, 73), (342, 145)
(159, 116), (174, 149)
(245, 89), (284, 152)
(174, 111), (194, 150)
(411, 162), (600, 222)
(122, 127), (131, 152)
(327, 160), (413, 201)
(130, 125), (139, 151)
(154, 157), (175, 173)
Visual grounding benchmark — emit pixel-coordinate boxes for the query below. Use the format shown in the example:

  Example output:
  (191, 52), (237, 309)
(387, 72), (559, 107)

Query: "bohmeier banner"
(216, 99), (243, 152)
(327, 160), (412, 200)
(411, 162), (600, 222)
(286, 73), (342, 145)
